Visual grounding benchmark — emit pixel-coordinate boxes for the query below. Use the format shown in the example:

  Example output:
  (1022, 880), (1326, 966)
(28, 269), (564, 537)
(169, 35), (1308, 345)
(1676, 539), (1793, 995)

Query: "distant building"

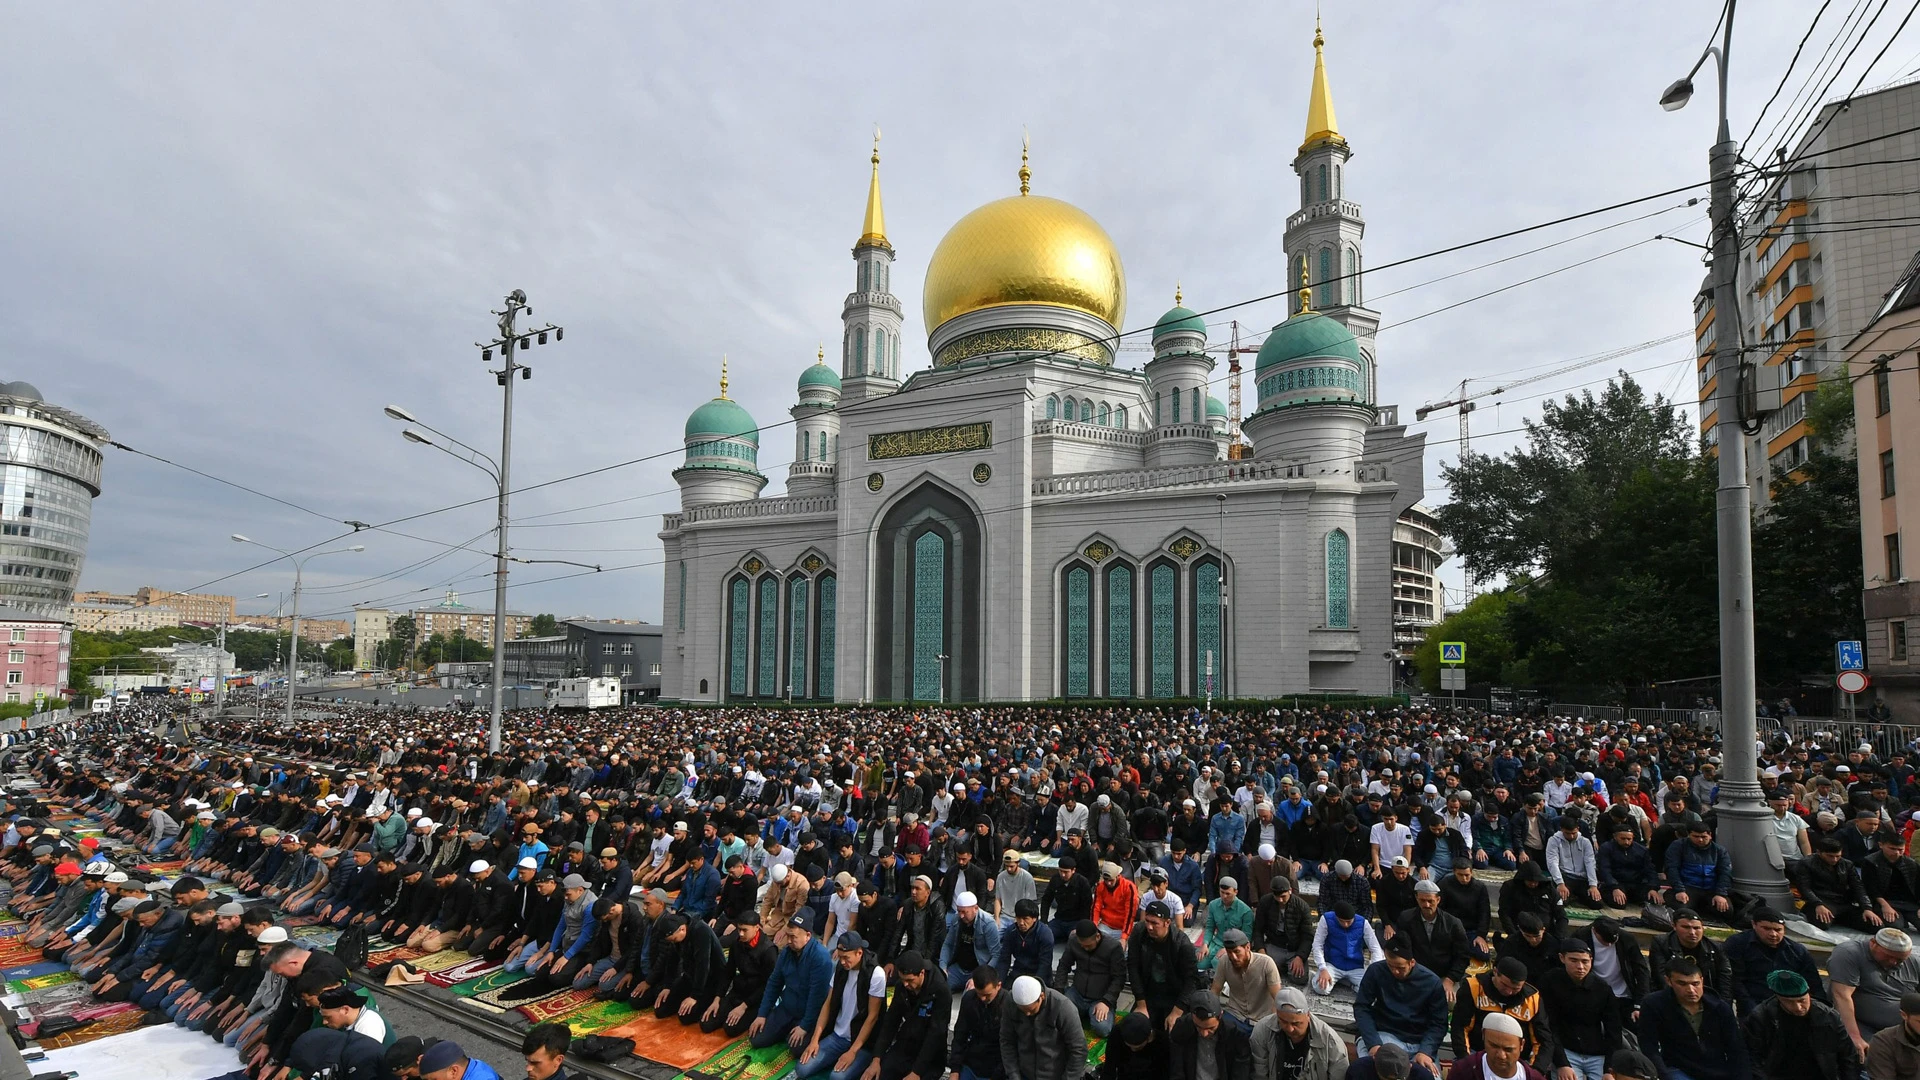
(227, 614), (351, 642)
(353, 606), (392, 669)
(0, 383), (108, 619)
(70, 600), (180, 633)
(0, 607), (72, 703)
(504, 619), (664, 703)
(1845, 249), (1920, 722)
(1391, 504), (1447, 659)
(410, 591), (530, 647)
(135, 588), (235, 626)
(143, 642), (235, 688)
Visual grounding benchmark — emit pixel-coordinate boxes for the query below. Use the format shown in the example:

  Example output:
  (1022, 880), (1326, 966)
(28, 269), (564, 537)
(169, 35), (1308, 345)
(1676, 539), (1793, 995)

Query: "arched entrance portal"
(872, 481), (982, 702)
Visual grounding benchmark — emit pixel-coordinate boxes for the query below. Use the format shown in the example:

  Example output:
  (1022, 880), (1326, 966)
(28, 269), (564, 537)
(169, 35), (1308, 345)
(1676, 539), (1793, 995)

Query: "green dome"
(1206, 395), (1227, 419)
(684, 396), (759, 444)
(1153, 304), (1207, 340)
(1254, 312), (1361, 374)
(798, 363), (841, 392)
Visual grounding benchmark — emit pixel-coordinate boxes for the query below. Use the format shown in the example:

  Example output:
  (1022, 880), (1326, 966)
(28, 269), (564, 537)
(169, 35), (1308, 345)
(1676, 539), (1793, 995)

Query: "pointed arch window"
(1191, 389), (1200, 424)
(1062, 397), (1075, 422)
(1326, 529), (1351, 628)
(726, 576), (749, 698)
(1081, 398), (1094, 422)
(1046, 395), (1058, 420)
(1192, 556), (1223, 697)
(787, 576), (809, 699)
(819, 431), (828, 461)
(1346, 246), (1361, 306)
(1063, 564), (1091, 697)
(1171, 386), (1181, 423)
(875, 330), (886, 378)
(1334, 163), (1342, 199)
(853, 330), (867, 376)
(1317, 162), (1328, 202)
(859, 262), (869, 293)
(1320, 248), (1338, 307)
(1097, 402), (1111, 426)
(1149, 562), (1178, 697)
(756, 575), (779, 696)
(676, 561), (686, 631)
(815, 574), (836, 699)
(1106, 562), (1133, 698)
(1115, 404), (1128, 429)
(912, 531), (946, 701)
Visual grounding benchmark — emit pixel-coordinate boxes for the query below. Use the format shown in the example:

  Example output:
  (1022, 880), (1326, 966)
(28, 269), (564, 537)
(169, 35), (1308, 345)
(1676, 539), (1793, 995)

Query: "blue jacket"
(758, 938), (834, 1031)
(1636, 988), (1749, 1080)
(1354, 960), (1447, 1057)
(1159, 855), (1203, 907)
(996, 918), (1053, 981)
(676, 864), (722, 919)
(1665, 838), (1731, 896)
(940, 909), (1001, 973)
(1208, 811), (1247, 856)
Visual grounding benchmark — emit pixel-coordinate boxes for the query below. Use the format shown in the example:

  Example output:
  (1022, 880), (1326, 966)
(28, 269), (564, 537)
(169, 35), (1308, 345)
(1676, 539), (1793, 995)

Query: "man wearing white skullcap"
(1003, 974), (1085, 1080)
(942, 890), (1000, 994)
(1470, 1012), (1528, 1080)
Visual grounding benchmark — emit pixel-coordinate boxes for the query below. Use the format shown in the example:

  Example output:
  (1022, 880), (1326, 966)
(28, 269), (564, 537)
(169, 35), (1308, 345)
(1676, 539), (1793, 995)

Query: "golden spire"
(858, 125), (890, 250)
(719, 355), (730, 399)
(1175, 282), (1183, 306)
(1301, 16), (1347, 154)
(1298, 263), (1313, 315)
(1019, 128), (1031, 196)
(816, 343), (825, 364)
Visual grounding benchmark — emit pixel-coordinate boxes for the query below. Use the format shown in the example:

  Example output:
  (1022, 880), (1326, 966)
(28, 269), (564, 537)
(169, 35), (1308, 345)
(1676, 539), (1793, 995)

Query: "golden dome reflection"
(921, 194), (1127, 333)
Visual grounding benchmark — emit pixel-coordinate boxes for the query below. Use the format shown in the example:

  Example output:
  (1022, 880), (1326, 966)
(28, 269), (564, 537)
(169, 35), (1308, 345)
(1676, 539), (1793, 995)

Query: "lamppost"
(1660, 0), (1786, 905)
(937, 654), (949, 705)
(381, 286), (565, 754)
(231, 536), (363, 729)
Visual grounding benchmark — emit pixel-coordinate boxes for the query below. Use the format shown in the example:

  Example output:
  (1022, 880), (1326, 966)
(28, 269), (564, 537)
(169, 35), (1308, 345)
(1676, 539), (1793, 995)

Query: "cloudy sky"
(8, 1), (1900, 625)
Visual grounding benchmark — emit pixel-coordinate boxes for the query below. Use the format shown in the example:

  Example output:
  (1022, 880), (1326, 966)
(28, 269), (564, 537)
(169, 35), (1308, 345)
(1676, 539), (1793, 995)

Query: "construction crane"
(1415, 379), (1478, 458)
(1226, 320), (1254, 458)
(1412, 332), (1690, 454)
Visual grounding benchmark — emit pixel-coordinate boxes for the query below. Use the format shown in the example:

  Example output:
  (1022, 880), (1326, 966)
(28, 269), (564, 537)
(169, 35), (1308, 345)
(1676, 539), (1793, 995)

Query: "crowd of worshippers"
(23, 702), (1920, 1080)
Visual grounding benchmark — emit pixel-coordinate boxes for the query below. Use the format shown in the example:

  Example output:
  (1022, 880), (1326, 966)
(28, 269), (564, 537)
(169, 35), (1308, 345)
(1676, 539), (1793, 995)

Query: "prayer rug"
(425, 957), (502, 987)
(288, 927), (341, 950)
(20, 982), (92, 1012)
(669, 1037), (794, 1080)
(541, 998), (639, 1036)
(471, 979), (563, 1011)
(367, 945), (427, 967)
(406, 948), (475, 974)
(7, 970), (76, 993)
(449, 969), (529, 998)
(0, 940), (45, 967)
(516, 987), (599, 1022)
(595, 1011), (733, 1069)
(35, 1006), (145, 1049)
(2, 961), (67, 981)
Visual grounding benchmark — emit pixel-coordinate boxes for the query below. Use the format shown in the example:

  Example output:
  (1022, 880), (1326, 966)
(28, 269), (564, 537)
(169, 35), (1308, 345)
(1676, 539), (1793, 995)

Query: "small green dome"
(798, 363), (841, 392)
(1254, 311), (1361, 374)
(1153, 304), (1207, 340)
(1206, 395), (1227, 419)
(685, 396), (760, 444)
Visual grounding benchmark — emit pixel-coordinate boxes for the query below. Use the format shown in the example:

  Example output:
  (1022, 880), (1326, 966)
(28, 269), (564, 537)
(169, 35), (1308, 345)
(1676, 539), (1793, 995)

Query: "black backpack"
(333, 926), (370, 970)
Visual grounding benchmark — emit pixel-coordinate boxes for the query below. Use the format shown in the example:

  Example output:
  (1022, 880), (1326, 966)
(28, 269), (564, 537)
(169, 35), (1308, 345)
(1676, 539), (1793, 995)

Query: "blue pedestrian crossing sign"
(1440, 642), (1466, 666)
(1837, 640), (1865, 672)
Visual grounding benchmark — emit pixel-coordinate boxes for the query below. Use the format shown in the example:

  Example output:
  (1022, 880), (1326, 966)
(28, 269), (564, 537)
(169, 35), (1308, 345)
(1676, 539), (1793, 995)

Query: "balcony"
(1286, 200), (1364, 231)
(661, 493), (838, 530)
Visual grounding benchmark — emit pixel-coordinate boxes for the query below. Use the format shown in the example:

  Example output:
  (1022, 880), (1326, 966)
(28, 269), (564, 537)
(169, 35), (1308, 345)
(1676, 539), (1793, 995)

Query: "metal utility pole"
(231, 536), (363, 730)
(1661, 0), (1785, 905)
(213, 613), (227, 714)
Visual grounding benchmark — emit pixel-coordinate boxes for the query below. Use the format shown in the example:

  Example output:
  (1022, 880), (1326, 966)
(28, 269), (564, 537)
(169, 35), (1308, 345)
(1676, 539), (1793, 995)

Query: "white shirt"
(1141, 887), (1186, 924)
(833, 966), (887, 1040)
(349, 1008), (388, 1044)
(1369, 822), (1412, 866)
(1769, 811), (1809, 860)
(1591, 938), (1627, 998)
(826, 890), (861, 948)
(1544, 779), (1573, 809)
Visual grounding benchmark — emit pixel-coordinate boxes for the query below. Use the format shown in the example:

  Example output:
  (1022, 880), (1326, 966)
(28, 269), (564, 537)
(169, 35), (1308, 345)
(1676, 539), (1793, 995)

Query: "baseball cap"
(1372, 1044), (1411, 1080)
(561, 873), (588, 889)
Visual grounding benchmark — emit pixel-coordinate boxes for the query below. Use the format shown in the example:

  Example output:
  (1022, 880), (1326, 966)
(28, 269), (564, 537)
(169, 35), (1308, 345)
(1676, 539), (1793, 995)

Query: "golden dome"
(921, 194), (1127, 333)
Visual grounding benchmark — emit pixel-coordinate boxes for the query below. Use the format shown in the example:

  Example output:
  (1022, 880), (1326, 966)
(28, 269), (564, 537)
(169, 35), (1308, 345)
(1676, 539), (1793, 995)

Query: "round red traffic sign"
(1837, 670), (1870, 694)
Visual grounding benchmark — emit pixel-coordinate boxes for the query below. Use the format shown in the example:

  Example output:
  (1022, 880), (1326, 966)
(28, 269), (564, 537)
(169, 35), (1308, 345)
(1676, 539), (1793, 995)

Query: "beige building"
(77, 588), (237, 627)
(1846, 251), (1920, 722)
(410, 591), (530, 647)
(69, 601), (180, 633)
(353, 606), (392, 670)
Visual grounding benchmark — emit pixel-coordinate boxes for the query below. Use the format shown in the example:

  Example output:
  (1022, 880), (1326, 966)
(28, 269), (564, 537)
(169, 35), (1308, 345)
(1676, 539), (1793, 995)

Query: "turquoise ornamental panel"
(1108, 564), (1132, 698)
(1065, 566), (1090, 697)
(817, 576), (836, 699)
(676, 562), (686, 630)
(728, 578), (749, 697)
(912, 531), (946, 700)
(1150, 564), (1176, 697)
(756, 576), (779, 696)
(1195, 559), (1221, 695)
(788, 578), (809, 699)
(1327, 530), (1351, 628)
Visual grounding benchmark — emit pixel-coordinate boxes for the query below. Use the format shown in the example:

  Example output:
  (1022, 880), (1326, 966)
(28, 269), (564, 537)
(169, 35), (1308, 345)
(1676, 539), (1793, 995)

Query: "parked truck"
(547, 676), (622, 710)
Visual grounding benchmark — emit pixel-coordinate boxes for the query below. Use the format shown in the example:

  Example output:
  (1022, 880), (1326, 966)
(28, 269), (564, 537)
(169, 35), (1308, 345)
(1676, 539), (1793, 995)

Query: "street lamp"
(232, 535), (363, 730)
(383, 286), (564, 755)
(937, 653), (949, 705)
(1660, 0), (1785, 906)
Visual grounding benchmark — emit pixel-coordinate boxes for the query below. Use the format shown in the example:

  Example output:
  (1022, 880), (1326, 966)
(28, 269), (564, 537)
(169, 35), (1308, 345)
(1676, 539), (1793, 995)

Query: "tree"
(529, 614), (559, 637)
(325, 639), (356, 672)
(1414, 591), (1518, 692)
(388, 615), (417, 668)
(1753, 369), (1864, 679)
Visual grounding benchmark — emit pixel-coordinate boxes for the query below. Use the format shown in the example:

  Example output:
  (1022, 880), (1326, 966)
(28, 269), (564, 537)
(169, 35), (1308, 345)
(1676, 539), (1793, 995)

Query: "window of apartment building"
(8, 630), (20, 643)
(622, 664), (632, 677)
(3, 693), (15, 704)
(1884, 450), (1899, 499)
(649, 663), (662, 676)
(6, 650), (20, 665)
(1891, 533), (1906, 582)
(1894, 620), (1910, 662)
(602, 664), (614, 677)
(5, 672), (19, 685)
(621, 643), (632, 654)
(602, 643), (614, 654)
(1877, 362), (1894, 416)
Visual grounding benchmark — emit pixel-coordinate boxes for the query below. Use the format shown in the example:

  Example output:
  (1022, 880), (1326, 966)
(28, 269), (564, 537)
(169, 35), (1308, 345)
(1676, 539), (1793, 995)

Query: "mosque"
(659, 26), (1428, 704)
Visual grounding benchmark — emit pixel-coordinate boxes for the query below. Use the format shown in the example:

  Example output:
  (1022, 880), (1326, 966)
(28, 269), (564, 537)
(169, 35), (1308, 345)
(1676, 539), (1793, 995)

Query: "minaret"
(842, 129), (904, 402)
(1144, 285), (1219, 468)
(674, 358), (767, 507)
(788, 344), (841, 496)
(1286, 19), (1380, 400)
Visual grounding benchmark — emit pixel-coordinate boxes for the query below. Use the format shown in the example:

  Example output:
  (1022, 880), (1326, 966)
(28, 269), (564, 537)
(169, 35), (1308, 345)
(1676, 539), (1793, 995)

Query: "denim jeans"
(1477, 849), (1517, 871)
(792, 1032), (870, 1080)
(1564, 1050), (1607, 1080)
(1063, 986), (1114, 1038)
(1355, 1030), (1421, 1056)
(505, 941), (543, 972)
(574, 957), (617, 990)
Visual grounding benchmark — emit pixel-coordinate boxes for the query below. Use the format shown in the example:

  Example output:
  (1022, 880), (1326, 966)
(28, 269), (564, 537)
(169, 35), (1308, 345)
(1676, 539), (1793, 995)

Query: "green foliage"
(415, 631), (486, 667)
(0, 700), (64, 720)
(1754, 369), (1863, 677)
(529, 614), (559, 637)
(1414, 591), (1516, 692)
(324, 639), (356, 672)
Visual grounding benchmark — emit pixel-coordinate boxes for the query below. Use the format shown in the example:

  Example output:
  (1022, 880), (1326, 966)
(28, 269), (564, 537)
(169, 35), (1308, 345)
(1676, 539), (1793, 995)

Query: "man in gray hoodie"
(1248, 987), (1347, 1080)
(1001, 975), (1086, 1080)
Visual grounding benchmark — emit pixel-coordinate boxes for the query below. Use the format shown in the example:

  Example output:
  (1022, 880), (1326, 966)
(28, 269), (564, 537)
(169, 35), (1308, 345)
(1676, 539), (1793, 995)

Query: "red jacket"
(1092, 876), (1139, 934)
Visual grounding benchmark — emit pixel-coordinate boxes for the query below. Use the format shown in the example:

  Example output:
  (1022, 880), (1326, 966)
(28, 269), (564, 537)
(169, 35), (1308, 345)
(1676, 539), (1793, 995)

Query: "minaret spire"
(1019, 128), (1031, 196)
(719, 355), (730, 399)
(858, 125), (890, 251)
(1302, 16), (1345, 154)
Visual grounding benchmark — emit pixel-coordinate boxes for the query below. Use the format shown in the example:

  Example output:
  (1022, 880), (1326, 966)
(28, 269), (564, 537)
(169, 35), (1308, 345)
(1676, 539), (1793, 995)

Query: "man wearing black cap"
(860, 950), (951, 1080)
(1128, 899), (1200, 1031)
(1452, 954), (1555, 1071)
(417, 1038), (504, 1080)
(287, 1025), (388, 1080)
(1166, 989), (1251, 1080)
(1646, 908), (1729, 1005)
(1538, 938), (1619, 1080)
(1724, 906), (1829, 1015)
(1040, 856), (1093, 944)
(1098, 1010), (1170, 1080)
(317, 984), (390, 1045)
(1602, 1048), (1658, 1080)
(642, 911), (730, 1023)
(702, 912), (778, 1037)
(1864, 829), (1920, 931)
(1353, 939), (1444, 1075)
(1794, 835), (1884, 932)
(998, 898), (1052, 982)
(1497, 863), (1565, 940)
(948, 966), (1005, 1080)
(1740, 968), (1860, 1080)
(1055, 919), (1126, 1038)
(797, 932), (886, 1080)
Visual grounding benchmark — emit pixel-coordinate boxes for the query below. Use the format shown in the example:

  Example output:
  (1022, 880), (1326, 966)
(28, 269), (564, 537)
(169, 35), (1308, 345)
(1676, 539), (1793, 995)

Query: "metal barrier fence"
(1554, 704), (1626, 722)
(1764, 716), (1920, 756)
